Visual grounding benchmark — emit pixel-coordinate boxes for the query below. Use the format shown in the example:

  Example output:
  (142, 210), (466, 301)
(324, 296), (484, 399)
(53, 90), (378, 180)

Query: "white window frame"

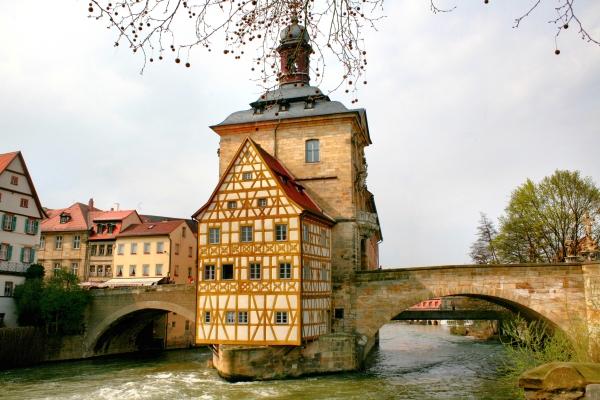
(249, 263), (261, 280)
(204, 265), (215, 280)
(240, 226), (253, 243)
(238, 311), (248, 324)
(209, 228), (220, 244)
(305, 139), (320, 163)
(275, 224), (288, 241)
(226, 311), (235, 324)
(55, 235), (63, 250)
(279, 262), (292, 279)
(117, 243), (124, 255)
(155, 264), (163, 276)
(275, 311), (289, 325)
(73, 235), (81, 249)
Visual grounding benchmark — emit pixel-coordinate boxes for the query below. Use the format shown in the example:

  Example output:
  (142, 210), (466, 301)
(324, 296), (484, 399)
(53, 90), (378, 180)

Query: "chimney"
(88, 198), (94, 209)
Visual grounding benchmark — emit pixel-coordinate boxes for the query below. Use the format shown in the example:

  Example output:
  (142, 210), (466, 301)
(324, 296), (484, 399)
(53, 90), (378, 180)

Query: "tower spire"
(277, 15), (311, 86)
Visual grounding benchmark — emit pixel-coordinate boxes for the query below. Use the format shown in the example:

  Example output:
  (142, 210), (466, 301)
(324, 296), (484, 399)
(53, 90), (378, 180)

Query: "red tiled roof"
(193, 138), (334, 224)
(117, 220), (184, 237)
(42, 203), (95, 232)
(0, 152), (19, 174)
(90, 210), (136, 221)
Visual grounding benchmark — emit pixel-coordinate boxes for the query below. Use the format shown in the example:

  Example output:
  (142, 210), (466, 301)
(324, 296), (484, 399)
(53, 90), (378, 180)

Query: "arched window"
(305, 139), (320, 163)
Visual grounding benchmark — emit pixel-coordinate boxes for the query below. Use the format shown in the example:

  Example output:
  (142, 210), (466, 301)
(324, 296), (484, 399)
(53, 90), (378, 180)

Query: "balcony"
(356, 211), (380, 234)
(0, 261), (29, 275)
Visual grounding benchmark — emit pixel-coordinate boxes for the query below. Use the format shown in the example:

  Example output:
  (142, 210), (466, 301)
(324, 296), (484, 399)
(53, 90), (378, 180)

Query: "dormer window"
(305, 99), (315, 109)
(59, 214), (71, 224)
(97, 224), (104, 234)
(279, 102), (289, 112)
(253, 106), (264, 115)
(107, 224), (115, 234)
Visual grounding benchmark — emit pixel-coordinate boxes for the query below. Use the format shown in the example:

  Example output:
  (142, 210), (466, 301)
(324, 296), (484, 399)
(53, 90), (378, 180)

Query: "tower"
(194, 17), (381, 349)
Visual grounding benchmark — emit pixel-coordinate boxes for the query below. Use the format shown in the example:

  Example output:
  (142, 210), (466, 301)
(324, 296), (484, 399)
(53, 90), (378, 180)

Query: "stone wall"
(213, 333), (359, 381)
(519, 362), (600, 400)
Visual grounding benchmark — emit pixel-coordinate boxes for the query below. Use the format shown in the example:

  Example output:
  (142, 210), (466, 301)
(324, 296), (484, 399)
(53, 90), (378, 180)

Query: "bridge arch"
(86, 300), (196, 356)
(351, 264), (588, 342)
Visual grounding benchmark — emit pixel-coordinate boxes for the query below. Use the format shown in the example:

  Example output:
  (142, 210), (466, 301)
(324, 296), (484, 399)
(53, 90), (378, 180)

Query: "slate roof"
(118, 220), (184, 237)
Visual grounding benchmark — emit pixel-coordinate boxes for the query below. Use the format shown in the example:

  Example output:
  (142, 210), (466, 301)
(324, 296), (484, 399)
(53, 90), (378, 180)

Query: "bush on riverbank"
(500, 316), (600, 398)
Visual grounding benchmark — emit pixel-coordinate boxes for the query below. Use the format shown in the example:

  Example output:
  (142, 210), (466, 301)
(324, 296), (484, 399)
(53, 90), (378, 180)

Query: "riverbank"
(0, 323), (515, 399)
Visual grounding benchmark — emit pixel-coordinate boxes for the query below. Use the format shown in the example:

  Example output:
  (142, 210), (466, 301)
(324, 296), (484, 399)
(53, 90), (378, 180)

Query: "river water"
(0, 323), (518, 400)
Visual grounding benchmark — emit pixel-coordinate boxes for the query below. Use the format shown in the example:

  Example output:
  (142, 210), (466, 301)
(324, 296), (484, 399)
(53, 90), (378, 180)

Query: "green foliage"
(491, 170), (600, 263)
(13, 268), (91, 335)
(25, 264), (45, 280)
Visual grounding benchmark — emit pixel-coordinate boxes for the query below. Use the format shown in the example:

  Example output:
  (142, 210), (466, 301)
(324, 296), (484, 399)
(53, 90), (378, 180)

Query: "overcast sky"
(1, 1), (599, 267)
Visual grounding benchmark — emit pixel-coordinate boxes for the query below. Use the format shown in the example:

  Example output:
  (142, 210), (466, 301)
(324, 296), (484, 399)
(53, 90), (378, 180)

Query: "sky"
(1, 1), (599, 267)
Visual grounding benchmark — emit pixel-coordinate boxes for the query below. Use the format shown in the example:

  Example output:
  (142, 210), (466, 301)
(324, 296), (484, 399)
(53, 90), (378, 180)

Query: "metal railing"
(0, 261), (29, 274)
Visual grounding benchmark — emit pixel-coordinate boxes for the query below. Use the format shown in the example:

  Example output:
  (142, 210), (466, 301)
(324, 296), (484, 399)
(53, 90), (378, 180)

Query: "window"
(182, 227), (186, 238)
(55, 235), (63, 250)
(204, 265), (215, 280)
(98, 244), (105, 256)
(142, 264), (150, 276)
(107, 245), (113, 256)
(2, 214), (16, 231)
(257, 198), (268, 208)
(143, 242), (151, 254)
(97, 265), (104, 276)
(4, 282), (14, 297)
(305, 139), (320, 163)
(227, 201), (237, 209)
(275, 224), (288, 241)
(303, 263), (311, 280)
(0, 244), (10, 261)
(303, 225), (309, 241)
(188, 246), (193, 257)
(242, 172), (253, 180)
(204, 311), (211, 324)
(90, 244), (96, 256)
(156, 264), (163, 276)
(21, 247), (33, 263)
(129, 265), (136, 276)
(156, 242), (164, 253)
(187, 267), (192, 278)
(73, 235), (81, 249)
(275, 311), (288, 325)
(279, 263), (291, 279)
(117, 243), (124, 255)
(71, 263), (79, 276)
(209, 228), (220, 244)
(10, 176), (18, 185)
(105, 265), (112, 277)
(89, 265), (96, 276)
(40, 236), (45, 249)
(130, 242), (137, 254)
(334, 308), (345, 319)
(240, 226), (253, 243)
(96, 224), (104, 234)
(226, 311), (235, 324)
(59, 214), (70, 224)
(20, 198), (28, 208)
(107, 224), (115, 234)
(116, 265), (123, 277)
(249, 263), (261, 280)
(185, 320), (190, 331)
(238, 311), (248, 324)
(222, 264), (234, 280)
(53, 263), (61, 275)
(175, 243), (180, 255)
(25, 218), (38, 235)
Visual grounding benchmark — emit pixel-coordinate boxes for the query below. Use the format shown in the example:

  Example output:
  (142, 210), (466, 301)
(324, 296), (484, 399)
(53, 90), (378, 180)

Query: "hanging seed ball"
(159, 56), (163, 60)
(555, 49), (561, 55)
(88, 7), (94, 12)
(175, 58), (181, 63)
(185, 62), (191, 68)
(484, 0), (489, 3)
(149, 58), (154, 62)
(563, 23), (569, 29)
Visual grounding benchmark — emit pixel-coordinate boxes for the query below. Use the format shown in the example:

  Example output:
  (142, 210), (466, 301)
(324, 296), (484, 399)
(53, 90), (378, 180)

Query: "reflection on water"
(0, 323), (516, 400)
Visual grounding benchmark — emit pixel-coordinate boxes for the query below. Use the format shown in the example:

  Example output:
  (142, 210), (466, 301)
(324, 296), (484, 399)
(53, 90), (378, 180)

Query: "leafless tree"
(87, 0), (384, 100)
(469, 212), (499, 265)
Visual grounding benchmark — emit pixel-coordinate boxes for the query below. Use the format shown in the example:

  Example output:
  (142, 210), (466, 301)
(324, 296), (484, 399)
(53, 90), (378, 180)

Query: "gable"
(197, 141), (302, 222)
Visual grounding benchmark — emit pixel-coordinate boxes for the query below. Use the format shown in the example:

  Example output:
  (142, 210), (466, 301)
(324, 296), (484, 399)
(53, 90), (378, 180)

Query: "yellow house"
(193, 139), (334, 345)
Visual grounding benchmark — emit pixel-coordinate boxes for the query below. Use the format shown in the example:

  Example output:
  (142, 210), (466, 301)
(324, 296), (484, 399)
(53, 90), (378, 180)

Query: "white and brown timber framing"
(193, 138), (334, 346)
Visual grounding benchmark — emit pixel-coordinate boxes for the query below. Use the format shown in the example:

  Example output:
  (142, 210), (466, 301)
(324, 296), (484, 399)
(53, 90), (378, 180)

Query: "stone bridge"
(81, 284), (196, 357)
(337, 262), (600, 359)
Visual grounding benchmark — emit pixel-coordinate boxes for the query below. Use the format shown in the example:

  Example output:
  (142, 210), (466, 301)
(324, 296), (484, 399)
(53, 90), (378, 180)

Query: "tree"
(86, 0), (598, 94)
(469, 212), (499, 264)
(493, 170), (600, 263)
(14, 266), (91, 335)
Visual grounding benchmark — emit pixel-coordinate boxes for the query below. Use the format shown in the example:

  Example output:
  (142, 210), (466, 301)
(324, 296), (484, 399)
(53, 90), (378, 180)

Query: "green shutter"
(20, 247), (24, 262)
(30, 249), (35, 263)
(11, 215), (16, 231)
(25, 218), (30, 233)
(33, 220), (39, 234)
(7, 245), (12, 261)
(1, 214), (5, 231)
